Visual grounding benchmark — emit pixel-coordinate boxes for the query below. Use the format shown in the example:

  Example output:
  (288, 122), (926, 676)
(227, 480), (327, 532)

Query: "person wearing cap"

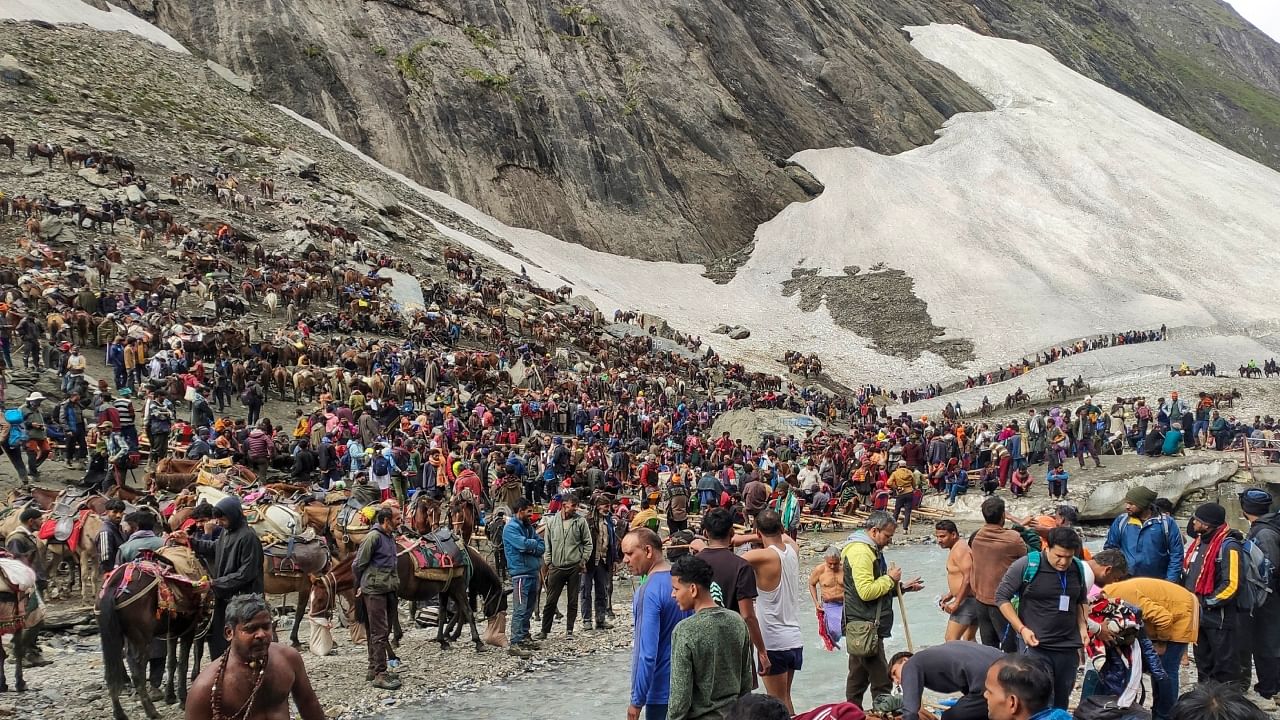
(113, 387), (138, 452)
(1183, 501), (1243, 685)
(888, 460), (916, 531)
(20, 391), (51, 479)
(1238, 489), (1280, 704)
(581, 493), (619, 630)
(1104, 485), (1184, 581)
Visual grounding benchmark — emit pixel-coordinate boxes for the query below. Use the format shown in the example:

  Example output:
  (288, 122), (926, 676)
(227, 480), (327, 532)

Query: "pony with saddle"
(98, 541), (211, 720)
(309, 528), (487, 652)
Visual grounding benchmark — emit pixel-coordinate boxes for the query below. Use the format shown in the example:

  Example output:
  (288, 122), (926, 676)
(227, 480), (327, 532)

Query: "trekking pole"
(895, 582), (914, 652)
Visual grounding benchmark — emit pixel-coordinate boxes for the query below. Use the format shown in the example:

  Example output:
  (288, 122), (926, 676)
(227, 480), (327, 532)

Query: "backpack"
(372, 455), (390, 476)
(4, 408), (27, 448)
(1239, 534), (1275, 613)
(1021, 550), (1087, 587)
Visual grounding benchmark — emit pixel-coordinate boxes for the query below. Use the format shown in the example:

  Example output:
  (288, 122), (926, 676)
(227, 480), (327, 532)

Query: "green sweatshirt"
(669, 606), (754, 720)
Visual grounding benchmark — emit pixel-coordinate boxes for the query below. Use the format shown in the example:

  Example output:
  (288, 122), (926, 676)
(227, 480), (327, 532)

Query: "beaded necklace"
(211, 650), (268, 720)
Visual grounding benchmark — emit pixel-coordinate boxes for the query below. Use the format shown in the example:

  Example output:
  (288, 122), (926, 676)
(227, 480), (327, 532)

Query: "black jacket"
(99, 518), (127, 574)
(191, 496), (264, 600)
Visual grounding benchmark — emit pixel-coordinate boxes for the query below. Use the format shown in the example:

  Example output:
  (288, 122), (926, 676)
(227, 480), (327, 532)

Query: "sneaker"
(507, 645), (532, 659)
(535, 631), (548, 641)
(366, 670), (375, 682)
(1246, 691), (1277, 711)
(387, 659), (402, 670)
(372, 673), (401, 690)
(595, 618), (612, 630)
(520, 639), (542, 650)
(566, 629), (574, 638)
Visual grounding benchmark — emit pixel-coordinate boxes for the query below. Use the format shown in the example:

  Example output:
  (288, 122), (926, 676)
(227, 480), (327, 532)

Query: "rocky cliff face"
(117, 0), (1280, 266)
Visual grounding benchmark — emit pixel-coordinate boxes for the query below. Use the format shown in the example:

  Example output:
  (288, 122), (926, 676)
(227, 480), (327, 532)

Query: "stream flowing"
(381, 545), (951, 719)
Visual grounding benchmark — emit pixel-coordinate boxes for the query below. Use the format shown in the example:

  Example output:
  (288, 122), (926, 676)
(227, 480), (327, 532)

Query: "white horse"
(264, 290), (279, 316)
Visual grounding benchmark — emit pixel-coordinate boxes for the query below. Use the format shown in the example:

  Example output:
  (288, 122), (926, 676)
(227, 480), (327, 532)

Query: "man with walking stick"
(842, 510), (923, 709)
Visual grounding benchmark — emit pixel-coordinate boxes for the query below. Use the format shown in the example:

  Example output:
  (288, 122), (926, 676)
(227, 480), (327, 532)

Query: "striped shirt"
(114, 398), (136, 426)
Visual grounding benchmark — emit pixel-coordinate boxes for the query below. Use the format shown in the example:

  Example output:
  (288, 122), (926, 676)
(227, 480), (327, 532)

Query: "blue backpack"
(4, 408), (27, 448)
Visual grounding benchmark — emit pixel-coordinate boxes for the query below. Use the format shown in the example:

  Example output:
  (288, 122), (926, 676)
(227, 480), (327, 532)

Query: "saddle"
(105, 559), (206, 618)
(398, 530), (466, 582)
(336, 498), (371, 536)
(263, 535), (328, 577)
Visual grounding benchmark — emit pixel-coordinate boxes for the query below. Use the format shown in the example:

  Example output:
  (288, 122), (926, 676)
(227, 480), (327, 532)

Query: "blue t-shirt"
(631, 570), (691, 707)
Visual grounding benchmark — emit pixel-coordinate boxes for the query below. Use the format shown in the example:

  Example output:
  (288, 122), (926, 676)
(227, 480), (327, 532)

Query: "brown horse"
(407, 492), (441, 535)
(0, 588), (34, 692)
(26, 142), (62, 168)
(262, 540), (330, 648)
(0, 134), (14, 159)
(46, 511), (104, 602)
(98, 562), (205, 719)
(449, 493), (478, 547)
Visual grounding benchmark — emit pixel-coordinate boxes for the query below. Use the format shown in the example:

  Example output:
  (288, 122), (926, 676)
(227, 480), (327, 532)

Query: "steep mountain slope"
(115, 0), (1280, 267)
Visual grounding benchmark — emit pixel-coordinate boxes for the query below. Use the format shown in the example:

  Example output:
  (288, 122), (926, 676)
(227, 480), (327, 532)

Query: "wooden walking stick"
(896, 581), (914, 652)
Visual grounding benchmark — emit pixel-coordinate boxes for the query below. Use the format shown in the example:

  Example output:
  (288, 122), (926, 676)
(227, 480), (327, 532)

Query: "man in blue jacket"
(1104, 485), (1183, 581)
(503, 497), (545, 658)
(623, 527), (689, 720)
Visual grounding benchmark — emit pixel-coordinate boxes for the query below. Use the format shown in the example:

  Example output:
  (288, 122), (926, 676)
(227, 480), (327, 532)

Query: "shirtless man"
(809, 548), (845, 645)
(936, 520), (979, 641)
(186, 594), (325, 720)
(739, 510), (804, 714)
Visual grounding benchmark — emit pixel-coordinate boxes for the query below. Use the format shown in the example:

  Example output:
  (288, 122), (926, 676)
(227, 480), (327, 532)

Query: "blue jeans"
(645, 705), (668, 720)
(946, 481), (962, 503)
(510, 573), (538, 644)
(1153, 642), (1185, 720)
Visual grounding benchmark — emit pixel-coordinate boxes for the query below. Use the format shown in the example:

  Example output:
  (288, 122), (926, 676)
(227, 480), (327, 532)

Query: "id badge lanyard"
(1058, 571), (1070, 612)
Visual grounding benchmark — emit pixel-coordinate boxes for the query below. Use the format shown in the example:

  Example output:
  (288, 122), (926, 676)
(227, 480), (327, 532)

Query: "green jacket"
(354, 526), (399, 595)
(543, 510), (593, 569)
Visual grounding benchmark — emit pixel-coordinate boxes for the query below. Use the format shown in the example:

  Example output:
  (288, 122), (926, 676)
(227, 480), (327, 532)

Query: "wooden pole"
(896, 581), (914, 652)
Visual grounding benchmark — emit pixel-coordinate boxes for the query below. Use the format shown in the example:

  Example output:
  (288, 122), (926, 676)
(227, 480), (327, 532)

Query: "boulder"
(712, 324), (731, 334)
(77, 167), (115, 188)
(123, 184), (146, 205)
(0, 54), (31, 85)
(710, 408), (824, 447)
(1078, 458), (1239, 521)
(37, 217), (64, 241)
(20, 166), (43, 178)
(279, 149), (317, 175)
(728, 326), (751, 340)
(349, 181), (401, 215)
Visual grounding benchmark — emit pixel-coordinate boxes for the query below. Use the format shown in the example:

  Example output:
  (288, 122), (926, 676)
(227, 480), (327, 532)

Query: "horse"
(26, 142), (62, 168)
(0, 134), (14, 159)
(406, 491), (441, 535)
(98, 560), (206, 719)
(448, 492), (478, 547)
(309, 542), (486, 652)
(45, 511), (105, 602)
(0, 559), (39, 692)
(262, 539), (330, 648)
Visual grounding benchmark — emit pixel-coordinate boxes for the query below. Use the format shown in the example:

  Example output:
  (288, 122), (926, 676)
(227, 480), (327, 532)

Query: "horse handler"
(354, 506), (401, 690)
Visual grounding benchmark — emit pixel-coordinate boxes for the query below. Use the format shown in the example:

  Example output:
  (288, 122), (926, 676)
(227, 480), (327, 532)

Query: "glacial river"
(382, 545), (951, 719)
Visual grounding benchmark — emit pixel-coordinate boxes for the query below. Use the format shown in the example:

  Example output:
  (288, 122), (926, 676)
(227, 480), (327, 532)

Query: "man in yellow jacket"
(841, 510), (923, 708)
(1090, 548), (1198, 720)
(887, 461), (918, 531)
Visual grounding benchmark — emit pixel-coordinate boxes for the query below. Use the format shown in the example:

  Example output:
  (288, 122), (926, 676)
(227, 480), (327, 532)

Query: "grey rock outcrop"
(77, 168), (114, 188)
(0, 53), (31, 84)
(113, 0), (1280, 268)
